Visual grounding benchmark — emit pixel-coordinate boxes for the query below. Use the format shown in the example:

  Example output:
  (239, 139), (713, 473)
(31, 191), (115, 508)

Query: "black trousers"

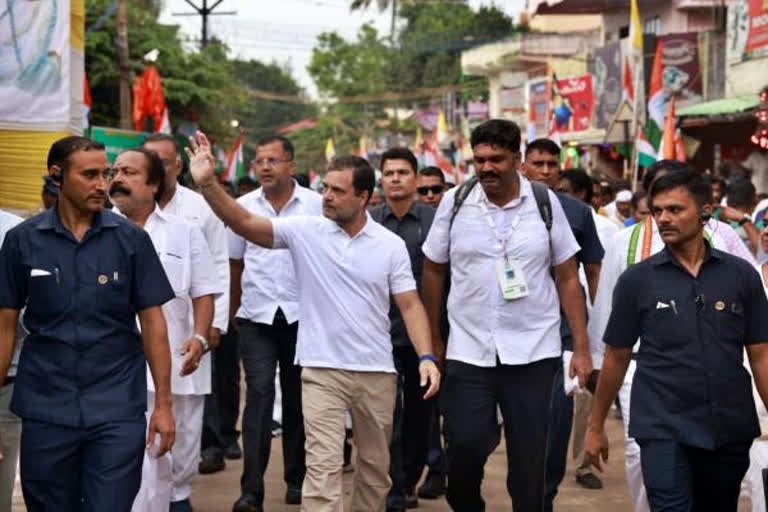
(638, 439), (751, 512)
(238, 315), (305, 502)
(201, 327), (242, 456)
(443, 358), (558, 512)
(387, 345), (435, 507)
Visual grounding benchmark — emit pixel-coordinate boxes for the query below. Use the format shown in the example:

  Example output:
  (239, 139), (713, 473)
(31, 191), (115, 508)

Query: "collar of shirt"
(328, 212), (377, 240)
(380, 199), (425, 222)
(653, 239), (722, 269)
(254, 180), (305, 214)
(36, 206), (117, 240)
(473, 173), (533, 211)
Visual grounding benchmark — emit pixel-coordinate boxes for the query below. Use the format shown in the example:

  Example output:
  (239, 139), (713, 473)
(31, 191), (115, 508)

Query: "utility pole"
(173, 0), (236, 49)
(116, 0), (132, 129)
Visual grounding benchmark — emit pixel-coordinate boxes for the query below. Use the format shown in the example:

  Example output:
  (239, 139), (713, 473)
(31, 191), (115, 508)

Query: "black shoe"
(232, 494), (263, 512)
(405, 489), (418, 509)
(285, 486), (302, 505)
(169, 499), (194, 512)
(198, 453), (225, 474)
(224, 441), (242, 460)
(575, 472), (603, 489)
(417, 473), (446, 499)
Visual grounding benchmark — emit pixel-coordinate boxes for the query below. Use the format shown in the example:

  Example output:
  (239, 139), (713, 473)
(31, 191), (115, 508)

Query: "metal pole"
(117, 0), (132, 129)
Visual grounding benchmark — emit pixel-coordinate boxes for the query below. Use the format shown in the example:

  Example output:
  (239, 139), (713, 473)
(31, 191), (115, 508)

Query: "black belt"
(3, 376), (14, 387)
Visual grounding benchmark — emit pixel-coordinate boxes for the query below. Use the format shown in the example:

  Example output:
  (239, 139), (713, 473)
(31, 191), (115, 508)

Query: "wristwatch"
(738, 214), (752, 226)
(193, 333), (210, 353)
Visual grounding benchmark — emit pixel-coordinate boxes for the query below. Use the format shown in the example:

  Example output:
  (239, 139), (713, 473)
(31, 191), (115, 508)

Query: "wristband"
(419, 354), (437, 364)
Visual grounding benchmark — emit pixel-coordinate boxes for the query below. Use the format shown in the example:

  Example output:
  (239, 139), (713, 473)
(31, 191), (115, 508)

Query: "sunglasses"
(417, 185), (444, 195)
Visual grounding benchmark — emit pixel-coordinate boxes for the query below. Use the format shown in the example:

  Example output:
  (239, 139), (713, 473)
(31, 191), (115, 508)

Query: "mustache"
(479, 171), (499, 179)
(109, 184), (131, 197)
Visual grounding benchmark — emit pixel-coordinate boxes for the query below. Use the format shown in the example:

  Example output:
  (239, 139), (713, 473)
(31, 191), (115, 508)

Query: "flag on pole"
(629, 0), (643, 57)
(659, 95), (678, 160)
(222, 134), (245, 185)
(636, 126), (657, 168)
(436, 109), (449, 143)
(83, 74), (92, 131)
(622, 56), (634, 104)
(645, 41), (665, 153)
(325, 138), (336, 162)
(132, 65), (169, 133)
(425, 130), (454, 183)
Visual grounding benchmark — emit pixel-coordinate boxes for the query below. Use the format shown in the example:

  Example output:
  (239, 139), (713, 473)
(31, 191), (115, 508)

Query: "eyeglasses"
(252, 157), (292, 167)
(417, 185), (444, 196)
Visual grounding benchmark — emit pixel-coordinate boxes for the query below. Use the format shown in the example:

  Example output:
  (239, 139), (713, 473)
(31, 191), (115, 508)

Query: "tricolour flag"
(83, 74), (92, 131)
(645, 41), (665, 153)
(222, 134), (244, 185)
(636, 126), (657, 169)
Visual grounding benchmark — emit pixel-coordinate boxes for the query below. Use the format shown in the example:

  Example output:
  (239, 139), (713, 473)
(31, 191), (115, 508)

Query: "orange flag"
(133, 65), (168, 132)
(661, 96), (678, 160)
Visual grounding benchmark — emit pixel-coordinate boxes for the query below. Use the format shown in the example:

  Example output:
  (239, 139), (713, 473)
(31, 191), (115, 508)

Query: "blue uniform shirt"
(0, 207), (174, 428)
(604, 243), (768, 449)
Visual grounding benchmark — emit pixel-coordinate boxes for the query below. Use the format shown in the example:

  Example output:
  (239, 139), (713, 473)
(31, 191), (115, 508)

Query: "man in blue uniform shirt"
(0, 136), (176, 511)
(585, 168), (768, 512)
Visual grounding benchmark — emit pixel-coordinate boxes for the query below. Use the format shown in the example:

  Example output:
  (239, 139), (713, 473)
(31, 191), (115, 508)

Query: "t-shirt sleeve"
(189, 225), (224, 299)
(271, 215), (307, 250)
(579, 207), (605, 265)
(548, 190), (581, 266)
(228, 228), (246, 260)
(389, 240), (417, 295)
(603, 268), (642, 349)
(0, 229), (27, 310)
(131, 230), (176, 312)
(743, 263), (768, 345)
(421, 189), (454, 264)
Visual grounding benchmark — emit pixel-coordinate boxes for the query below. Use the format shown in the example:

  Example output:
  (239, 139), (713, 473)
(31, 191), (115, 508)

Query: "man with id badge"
(422, 119), (592, 512)
(0, 136), (176, 511)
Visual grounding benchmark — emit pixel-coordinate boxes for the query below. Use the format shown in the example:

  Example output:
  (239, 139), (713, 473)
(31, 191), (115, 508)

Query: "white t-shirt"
(272, 214), (416, 373)
(422, 175), (580, 367)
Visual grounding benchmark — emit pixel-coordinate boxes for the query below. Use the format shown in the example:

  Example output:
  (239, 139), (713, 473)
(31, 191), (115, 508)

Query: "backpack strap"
(530, 181), (552, 231)
(448, 176), (479, 231)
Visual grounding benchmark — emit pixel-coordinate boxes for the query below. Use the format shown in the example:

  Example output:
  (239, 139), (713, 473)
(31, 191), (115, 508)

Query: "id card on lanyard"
(481, 201), (530, 301)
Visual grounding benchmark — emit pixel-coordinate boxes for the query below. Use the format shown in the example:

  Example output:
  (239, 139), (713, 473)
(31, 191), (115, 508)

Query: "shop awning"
(677, 95), (758, 117)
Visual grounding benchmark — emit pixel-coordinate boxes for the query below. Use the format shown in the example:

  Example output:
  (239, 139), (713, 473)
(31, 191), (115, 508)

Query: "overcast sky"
(159, 0), (527, 97)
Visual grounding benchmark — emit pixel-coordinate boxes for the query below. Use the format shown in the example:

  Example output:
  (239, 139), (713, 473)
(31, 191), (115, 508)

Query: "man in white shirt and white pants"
(421, 119), (592, 512)
(109, 148), (222, 512)
(228, 135), (322, 511)
(184, 134), (441, 512)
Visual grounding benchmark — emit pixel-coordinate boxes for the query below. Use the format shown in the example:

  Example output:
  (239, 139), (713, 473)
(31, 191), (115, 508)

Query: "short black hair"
(143, 133), (180, 155)
(470, 119), (521, 153)
(256, 135), (294, 161)
(294, 173), (310, 188)
(418, 166), (445, 184)
(123, 147), (166, 203)
(328, 155), (375, 204)
(380, 147), (418, 175)
(727, 178), (757, 210)
(47, 136), (105, 171)
(525, 138), (560, 159)
(642, 159), (690, 193)
(559, 168), (593, 203)
(649, 169), (712, 210)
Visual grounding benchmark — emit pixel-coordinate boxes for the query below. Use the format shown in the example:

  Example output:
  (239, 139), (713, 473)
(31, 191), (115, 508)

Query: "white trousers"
(132, 392), (206, 511)
(619, 360), (650, 512)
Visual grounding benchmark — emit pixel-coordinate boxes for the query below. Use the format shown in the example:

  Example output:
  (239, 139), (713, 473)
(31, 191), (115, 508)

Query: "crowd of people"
(0, 118), (767, 512)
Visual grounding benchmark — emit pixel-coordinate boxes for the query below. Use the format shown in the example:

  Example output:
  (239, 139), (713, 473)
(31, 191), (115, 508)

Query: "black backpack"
(448, 176), (553, 231)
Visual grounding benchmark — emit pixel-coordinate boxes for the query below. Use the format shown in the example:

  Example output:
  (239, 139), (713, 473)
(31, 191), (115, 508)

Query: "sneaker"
(575, 472), (603, 490)
(417, 473), (446, 499)
(198, 453), (225, 474)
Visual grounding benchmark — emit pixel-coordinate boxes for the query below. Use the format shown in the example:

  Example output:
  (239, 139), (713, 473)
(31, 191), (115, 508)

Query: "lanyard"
(478, 200), (521, 254)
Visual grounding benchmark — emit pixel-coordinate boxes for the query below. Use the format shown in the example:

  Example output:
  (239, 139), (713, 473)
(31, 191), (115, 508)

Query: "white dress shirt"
(143, 207), (223, 395)
(422, 175), (580, 367)
(229, 182), (322, 325)
(588, 217), (758, 369)
(1, 210), (24, 378)
(162, 185), (230, 333)
(272, 214), (416, 373)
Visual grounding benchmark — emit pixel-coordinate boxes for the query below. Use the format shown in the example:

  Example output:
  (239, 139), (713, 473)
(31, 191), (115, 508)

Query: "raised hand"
(185, 131), (217, 186)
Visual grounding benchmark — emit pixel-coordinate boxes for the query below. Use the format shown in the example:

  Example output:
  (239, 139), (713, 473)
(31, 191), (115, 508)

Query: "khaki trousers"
(572, 391), (596, 477)
(301, 368), (396, 512)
